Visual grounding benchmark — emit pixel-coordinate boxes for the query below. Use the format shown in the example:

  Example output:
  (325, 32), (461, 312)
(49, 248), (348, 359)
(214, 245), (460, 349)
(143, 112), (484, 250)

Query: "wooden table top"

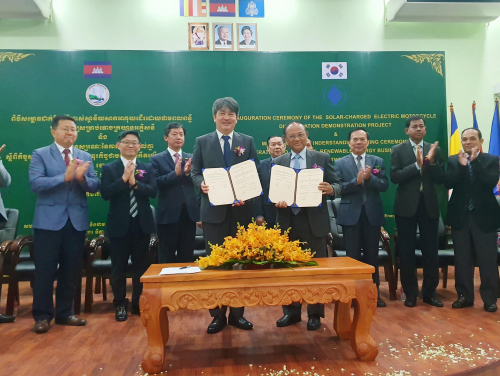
(141, 257), (375, 283)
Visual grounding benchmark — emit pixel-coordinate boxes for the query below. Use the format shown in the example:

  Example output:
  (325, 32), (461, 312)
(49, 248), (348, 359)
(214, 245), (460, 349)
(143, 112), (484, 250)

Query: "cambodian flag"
(84, 61), (112, 78)
(210, 0), (236, 17)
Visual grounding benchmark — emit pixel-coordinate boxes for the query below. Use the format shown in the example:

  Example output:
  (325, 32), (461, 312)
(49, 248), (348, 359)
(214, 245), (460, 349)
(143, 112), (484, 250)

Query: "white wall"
(0, 0), (499, 149)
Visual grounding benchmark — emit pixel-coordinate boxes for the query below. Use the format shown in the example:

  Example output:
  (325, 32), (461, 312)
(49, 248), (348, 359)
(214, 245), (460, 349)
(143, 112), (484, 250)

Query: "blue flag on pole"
(488, 101), (500, 196)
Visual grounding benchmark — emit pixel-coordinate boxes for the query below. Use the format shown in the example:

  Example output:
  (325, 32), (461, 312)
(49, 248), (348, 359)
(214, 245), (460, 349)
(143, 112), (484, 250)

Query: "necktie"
(63, 149), (71, 167)
(174, 152), (180, 165)
(291, 155), (301, 215)
(130, 188), (138, 218)
(467, 156), (474, 211)
(414, 145), (423, 191)
(222, 135), (231, 167)
(356, 155), (367, 204)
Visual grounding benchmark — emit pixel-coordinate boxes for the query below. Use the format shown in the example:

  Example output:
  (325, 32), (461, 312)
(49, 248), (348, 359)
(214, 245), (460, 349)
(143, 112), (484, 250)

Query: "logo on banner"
(86, 84), (110, 106)
(322, 62), (347, 80)
(323, 85), (347, 107)
(84, 61), (112, 78)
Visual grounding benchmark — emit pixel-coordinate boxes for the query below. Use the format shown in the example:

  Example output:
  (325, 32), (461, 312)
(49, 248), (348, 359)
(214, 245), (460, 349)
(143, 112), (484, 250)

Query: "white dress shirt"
(289, 147), (307, 169)
(167, 147), (183, 162)
(55, 143), (74, 162)
(352, 152), (366, 170)
(216, 129), (234, 155)
(409, 139), (424, 170)
(120, 156), (137, 168)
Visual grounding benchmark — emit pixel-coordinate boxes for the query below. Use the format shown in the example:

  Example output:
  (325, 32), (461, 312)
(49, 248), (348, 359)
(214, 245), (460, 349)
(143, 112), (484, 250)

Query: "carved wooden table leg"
(140, 290), (170, 374)
(350, 280), (378, 361)
(333, 300), (351, 340)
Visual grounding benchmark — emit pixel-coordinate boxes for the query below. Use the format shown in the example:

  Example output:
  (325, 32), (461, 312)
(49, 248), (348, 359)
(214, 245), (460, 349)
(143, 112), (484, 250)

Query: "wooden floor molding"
(1, 267), (499, 376)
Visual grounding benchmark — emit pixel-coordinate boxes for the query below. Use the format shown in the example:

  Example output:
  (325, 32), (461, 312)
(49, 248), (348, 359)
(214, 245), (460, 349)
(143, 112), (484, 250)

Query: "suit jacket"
(445, 152), (500, 232)
(29, 143), (100, 231)
(215, 39), (232, 45)
(334, 154), (388, 227)
(258, 157), (277, 224)
(100, 159), (157, 238)
(150, 150), (200, 225)
(191, 130), (263, 224)
(274, 150), (340, 238)
(0, 160), (11, 222)
(390, 140), (444, 218)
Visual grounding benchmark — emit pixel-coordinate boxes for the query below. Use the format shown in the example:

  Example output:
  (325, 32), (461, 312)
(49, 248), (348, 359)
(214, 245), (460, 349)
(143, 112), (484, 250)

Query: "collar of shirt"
(290, 147), (307, 168)
(216, 129), (234, 151)
(167, 147), (182, 160)
(55, 142), (74, 157)
(290, 146), (307, 160)
(351, 152), (366, 161)
(409, 139), (423, 149)
(120, 156), (136, 169)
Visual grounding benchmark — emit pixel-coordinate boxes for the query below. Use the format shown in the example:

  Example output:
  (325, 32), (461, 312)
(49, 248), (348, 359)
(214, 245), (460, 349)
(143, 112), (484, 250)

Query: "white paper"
(295, 168), (324, 208)
(203, 168), (235, 206)
(229, 160), (263, 202)
(159, 266), (201, 275)
(268, 164), (296, 206)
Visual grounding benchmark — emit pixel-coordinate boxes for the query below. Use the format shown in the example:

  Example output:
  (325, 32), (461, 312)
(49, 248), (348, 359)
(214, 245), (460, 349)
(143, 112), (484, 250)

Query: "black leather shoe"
(452, 296), (474, 309)
(484, 303), (498, 312)
(423, 296), (444, 307)
(54, 315), (87, 326)
(276, 314), (301, 327)
(207, 314), (227, 334)
(131, 305), (140, 315)
(115, 305), (128, 322)
(228, 315), (253, 330)
(404, 296), (417, 307)
(0, 314), (15, 323)
(377, 298), (386, 308)
(307, 315), (321, 331)
(32, 320), (50, 334)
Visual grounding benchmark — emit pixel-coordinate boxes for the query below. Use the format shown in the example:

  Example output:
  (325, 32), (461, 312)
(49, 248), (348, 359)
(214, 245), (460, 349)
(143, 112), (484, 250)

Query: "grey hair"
(212, 97), (239, 117)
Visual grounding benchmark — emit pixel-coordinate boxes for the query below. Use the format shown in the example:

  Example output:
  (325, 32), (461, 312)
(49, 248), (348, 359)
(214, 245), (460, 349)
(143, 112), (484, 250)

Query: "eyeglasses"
(287, 133), (306, 141)
(120, 141), (140, 146)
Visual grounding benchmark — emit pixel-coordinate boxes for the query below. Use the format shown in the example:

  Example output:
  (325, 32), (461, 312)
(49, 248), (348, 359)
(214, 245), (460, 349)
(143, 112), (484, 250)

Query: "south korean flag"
(322, 62), (347, 79)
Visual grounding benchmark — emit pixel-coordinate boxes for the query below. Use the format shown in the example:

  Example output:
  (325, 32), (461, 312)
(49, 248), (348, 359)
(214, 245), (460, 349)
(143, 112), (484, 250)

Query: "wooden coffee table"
(139, 257), (378, 374)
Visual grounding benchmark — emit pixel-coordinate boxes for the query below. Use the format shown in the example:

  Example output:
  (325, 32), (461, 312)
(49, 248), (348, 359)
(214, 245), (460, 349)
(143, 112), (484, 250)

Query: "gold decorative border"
(0, 52), (34, 66)
(402, 53), (444, 77)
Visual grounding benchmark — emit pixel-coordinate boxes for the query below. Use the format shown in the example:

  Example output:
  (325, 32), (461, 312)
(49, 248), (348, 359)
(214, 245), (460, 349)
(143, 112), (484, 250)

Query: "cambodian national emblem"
(86, 83), (110, 106)
(245, 1), (258, 16)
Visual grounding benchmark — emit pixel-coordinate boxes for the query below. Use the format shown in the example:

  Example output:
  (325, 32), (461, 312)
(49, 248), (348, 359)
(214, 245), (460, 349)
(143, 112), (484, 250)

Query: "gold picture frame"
(213, 23), (234, 51)
(237, 23), (258, 51)
(188, 22), (209, 50)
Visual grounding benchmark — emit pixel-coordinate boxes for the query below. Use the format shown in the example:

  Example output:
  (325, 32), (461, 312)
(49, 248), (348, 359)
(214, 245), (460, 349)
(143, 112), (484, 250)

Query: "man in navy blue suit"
(29, 115), (100, 334)
(334, 128), (388, 307)
(151, 123), (200, 264)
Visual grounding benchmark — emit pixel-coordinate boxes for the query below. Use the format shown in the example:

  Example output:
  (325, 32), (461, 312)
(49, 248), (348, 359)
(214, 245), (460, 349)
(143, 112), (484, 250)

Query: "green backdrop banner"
(0, 50), (447, 236)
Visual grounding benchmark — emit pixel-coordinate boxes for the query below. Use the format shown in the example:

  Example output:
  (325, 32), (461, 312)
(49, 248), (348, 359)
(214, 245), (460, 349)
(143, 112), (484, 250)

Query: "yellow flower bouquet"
(197, 222), (318, 269)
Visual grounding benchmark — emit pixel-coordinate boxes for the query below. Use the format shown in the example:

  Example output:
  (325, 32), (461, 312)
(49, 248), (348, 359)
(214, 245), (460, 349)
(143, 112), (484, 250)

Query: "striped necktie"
(291, 155), (301, 215)
(356, 155), (367, 203)
(467, 156), (474, 211)
(130, 188), (138, 218)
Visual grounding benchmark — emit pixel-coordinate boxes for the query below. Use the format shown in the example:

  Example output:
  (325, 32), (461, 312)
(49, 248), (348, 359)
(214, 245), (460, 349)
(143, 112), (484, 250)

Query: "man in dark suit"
(151, 123), (200, 263)
(274, 122), (340, 331)
(191, 97), (264, 334)
(29, 115), (100, 333)
(334, 128), (388, 308)
(390, 116), (445, 308)
(259, 135), (286, 228)
(215, 25), (232, 46)
(101, 130), (158, 322)
(445, 128), (500, 312)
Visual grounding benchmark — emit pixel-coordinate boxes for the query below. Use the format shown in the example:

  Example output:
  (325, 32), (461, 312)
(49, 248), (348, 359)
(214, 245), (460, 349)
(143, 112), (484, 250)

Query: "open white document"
(203, 159), (263, 206)
(159, 266), (201, 275)
(268, 165), (324, 208)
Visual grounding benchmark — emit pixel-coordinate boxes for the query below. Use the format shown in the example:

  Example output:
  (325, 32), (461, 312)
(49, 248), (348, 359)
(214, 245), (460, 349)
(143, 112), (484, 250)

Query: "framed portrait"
(213, 24), (234, 51)
(188, 23), (209, 50)
(237, 23), (258, 51)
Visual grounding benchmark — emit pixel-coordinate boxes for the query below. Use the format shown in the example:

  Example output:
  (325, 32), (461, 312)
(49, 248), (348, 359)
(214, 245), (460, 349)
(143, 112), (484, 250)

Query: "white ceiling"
(0, 0), (51, 19)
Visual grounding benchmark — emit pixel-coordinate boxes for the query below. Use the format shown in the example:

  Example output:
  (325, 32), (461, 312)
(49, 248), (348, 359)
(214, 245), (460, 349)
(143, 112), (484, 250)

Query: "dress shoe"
(484, 303), (498, 313)
(32, 320), (50, 334)
(377, 298), (386, 308)
(423, 296), (444, 307)
(115, 305), (128, 322)
(452, 296), (474, 309)
(404, 296), (417, 307)
(0, 314), (15, 323)
(276, 314), (301, 328)
(131, 305), (140, 315)
(54, 315), (87, 326)
(228, 315), (253, 330)
(207, 314), (227, 334)
(307, 315), (321, 331)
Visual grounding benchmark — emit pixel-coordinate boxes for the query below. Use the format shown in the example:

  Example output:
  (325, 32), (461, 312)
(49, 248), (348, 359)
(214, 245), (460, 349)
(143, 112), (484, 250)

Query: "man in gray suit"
(274, 122), (340, 331)
(191, 97), (264, 334)
(334, 128), (388, 308)
(0, 144), (15, 324)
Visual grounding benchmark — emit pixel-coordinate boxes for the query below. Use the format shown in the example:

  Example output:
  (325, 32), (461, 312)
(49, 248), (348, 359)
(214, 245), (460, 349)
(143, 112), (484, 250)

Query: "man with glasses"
(274, 122), (340, 331)
(390, 116), (444, 308)
(100, 130), (158, 322)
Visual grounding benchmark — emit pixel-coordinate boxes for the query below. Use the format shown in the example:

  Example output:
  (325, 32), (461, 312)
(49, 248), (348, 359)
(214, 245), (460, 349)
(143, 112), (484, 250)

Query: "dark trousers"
(395, 194), (439, 300)
(203, 210), (251, 318)
(157, 205), (196, 264)
(263, 204), (277, 228)
(283, 209), (327, 318)
(33, 220), (86, 322)
(342, 206), (381, 287)
(452, 210), (499, 306)
(109, 216), (150, 308)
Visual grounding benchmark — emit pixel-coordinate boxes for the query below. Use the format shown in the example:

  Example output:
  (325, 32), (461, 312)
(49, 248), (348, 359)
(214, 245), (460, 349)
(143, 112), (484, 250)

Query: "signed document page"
(268, 165), (296, 207)
(295, 168), (323, 207)
(230, 160), (263, 202)
(202, 168), (235, 206)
